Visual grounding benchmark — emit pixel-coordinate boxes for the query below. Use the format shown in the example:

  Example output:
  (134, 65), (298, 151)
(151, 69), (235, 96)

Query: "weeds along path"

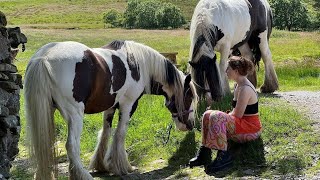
(275, 91), (320, 179)
(274, 91), (320, 133)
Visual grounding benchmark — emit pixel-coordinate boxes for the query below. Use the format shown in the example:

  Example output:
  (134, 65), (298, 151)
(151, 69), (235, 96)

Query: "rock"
(0, 105), (9, 117)
(0, 81), (19, 92)
(0, 64), (17, 73)
(0, 11), (24, 179)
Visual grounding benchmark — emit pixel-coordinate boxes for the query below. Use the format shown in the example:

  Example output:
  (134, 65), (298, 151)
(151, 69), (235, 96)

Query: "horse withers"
(189, 0), (279, 101)
(24, 40), (198, 179)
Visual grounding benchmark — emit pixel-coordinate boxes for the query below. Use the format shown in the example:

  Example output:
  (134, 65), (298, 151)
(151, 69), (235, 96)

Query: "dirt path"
(274, 91), (320, 179)
(274, 91), (320, 133)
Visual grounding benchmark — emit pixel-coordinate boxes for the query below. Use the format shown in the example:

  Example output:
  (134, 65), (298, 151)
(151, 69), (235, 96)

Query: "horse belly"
(84, 94), (116, 114)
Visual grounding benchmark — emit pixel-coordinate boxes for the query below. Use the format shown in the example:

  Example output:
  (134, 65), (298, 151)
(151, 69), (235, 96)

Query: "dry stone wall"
(0, 11), (26, 180)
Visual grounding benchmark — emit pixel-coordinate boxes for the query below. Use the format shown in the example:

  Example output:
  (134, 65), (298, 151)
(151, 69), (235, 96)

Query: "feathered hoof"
(69, 165), (94, 180)
(89, 157), (108, 172)
(105, 159), (133, 175)
(260, 83), (278, 93)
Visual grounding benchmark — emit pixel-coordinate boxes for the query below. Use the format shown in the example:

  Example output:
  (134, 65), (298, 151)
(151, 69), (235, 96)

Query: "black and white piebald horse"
(189, 0), (279, 101)
(24, 40), (198, 179)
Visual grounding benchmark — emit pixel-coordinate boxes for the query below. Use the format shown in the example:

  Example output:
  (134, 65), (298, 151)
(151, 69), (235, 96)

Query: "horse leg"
(238, 43), (257, 87)
(219, 45), (232, 95)
(64, 110), (93, 180)
(259, 31), (279, 93)
(89, 108), (115, 172)
(104, 101), (139, 175)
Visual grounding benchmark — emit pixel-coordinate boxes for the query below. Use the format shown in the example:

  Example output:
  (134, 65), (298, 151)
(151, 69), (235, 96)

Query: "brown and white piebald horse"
(189, 0), (279, 101)
(24, 40), (198, 179)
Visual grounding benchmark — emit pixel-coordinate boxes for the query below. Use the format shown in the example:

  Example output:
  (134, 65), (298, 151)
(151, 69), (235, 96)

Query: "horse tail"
(24, 57), (57, 179)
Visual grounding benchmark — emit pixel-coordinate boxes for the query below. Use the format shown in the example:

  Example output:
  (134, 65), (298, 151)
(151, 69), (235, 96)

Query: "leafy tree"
(103, 9), (123, 28)
(156, 3), (186, 28)
(270, 0), (310, 31)
(123, 0), (186, 29)
(314, 0), (320, 8)
(123, 0), (139, 28)
(135, 0), (161, 29)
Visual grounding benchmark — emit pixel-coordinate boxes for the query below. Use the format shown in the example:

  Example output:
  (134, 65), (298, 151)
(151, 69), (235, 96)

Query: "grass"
(1, 0), (198, 29)
(2, 2), (320, 178)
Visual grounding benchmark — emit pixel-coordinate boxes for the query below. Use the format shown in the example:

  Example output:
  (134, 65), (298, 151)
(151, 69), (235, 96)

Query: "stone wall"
(0, 11), (26, 180)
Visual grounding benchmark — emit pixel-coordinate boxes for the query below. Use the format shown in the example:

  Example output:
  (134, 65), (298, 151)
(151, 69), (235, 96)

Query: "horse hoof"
(260, 84), (278, 93)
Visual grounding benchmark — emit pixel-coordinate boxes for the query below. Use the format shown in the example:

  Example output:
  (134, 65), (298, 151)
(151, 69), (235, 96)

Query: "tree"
(123, 0), (186, 29)
(270, 0), (310, 31)
(314, 0), (320, 8)
(103, 9), (123, 28)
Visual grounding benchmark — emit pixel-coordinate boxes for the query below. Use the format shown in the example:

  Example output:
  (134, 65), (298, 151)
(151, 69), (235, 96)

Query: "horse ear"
(184, 74), (192, 89)
(188, 61), (197, 68)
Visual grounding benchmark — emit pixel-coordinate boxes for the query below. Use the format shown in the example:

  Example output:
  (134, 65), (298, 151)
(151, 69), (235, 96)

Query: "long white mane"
(123, 41), (187, 115)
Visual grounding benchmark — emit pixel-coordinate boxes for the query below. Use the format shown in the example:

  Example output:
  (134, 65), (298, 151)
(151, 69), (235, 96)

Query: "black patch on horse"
(73, 50), (95, 103)
(192, 27), (224, 60)
(164, 60), (178, 86)
(102, 40), (125, 50)
(233, 0), (270, 66)
(111, 55), (127, 92)
(150, 79), (166, 97)
(127, 53), (140, 81)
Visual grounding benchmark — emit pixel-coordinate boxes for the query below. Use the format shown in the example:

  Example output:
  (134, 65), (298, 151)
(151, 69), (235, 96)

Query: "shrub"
(135, 0), (161, 29)
(270, 0), (311, 31)
(156, 3), (186, 28)
(124, 0), (186, 29)
(123, 0), (139, 28)
(103, 9), (123, 28)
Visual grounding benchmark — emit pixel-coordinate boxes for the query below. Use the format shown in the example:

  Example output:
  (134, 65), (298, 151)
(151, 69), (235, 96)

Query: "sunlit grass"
(3, 8), (320, 179)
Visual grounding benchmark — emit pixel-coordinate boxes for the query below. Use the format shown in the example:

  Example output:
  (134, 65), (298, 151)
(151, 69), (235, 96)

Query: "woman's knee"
(209, 110), (223, 122)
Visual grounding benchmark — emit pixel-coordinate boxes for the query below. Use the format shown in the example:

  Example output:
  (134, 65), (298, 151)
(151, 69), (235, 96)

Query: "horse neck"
(125, 41), (173, 93)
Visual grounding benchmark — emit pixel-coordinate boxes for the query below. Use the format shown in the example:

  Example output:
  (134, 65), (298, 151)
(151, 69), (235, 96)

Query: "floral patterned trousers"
(202, 110), (262, 151)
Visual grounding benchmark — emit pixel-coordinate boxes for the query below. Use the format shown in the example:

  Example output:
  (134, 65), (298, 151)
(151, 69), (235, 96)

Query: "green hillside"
(1, 0), (198, 29)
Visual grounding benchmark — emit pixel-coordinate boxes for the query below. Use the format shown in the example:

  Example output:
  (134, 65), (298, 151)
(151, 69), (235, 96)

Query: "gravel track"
(274, 91), (320, 179)
(275, 91), (320, 133)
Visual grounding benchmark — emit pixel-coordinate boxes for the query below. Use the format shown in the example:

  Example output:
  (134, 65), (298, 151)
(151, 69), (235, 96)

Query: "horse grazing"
(24, 40), (198, 179)
(189, 0), (279, 101)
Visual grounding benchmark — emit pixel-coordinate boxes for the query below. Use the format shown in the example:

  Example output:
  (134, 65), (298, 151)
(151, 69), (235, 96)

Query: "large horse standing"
(24, 40), (198, 179)
(189, 0), (279, 101)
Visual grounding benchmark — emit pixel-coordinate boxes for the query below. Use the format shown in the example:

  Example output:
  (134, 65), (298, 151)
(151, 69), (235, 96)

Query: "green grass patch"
(6, 25), (320, 178)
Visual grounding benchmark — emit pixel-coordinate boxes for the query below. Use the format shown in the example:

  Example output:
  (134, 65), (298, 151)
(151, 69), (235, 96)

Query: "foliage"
(155, 3), (186, 28)
(103, 9), (123, 28)
(123, 0), (140, 28)
(123, 0), (186, 29)
(9, 27), (320, 179)
(270, 0), (310, 31)
(135, 0), (161, 29)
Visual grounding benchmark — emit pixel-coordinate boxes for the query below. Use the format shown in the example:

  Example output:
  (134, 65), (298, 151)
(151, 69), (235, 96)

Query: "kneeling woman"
(189, 56), (262, 174)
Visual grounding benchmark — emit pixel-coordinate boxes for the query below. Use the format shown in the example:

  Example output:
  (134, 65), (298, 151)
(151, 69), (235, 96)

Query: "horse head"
(189, 53), (222, 102)
(163, 73), (198, 131)
(188, 22), (224, 102)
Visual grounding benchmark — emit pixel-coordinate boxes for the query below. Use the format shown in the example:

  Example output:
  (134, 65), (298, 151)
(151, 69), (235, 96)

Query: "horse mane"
(123, 41), (185, 115)
(189, 2), (220, 62)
